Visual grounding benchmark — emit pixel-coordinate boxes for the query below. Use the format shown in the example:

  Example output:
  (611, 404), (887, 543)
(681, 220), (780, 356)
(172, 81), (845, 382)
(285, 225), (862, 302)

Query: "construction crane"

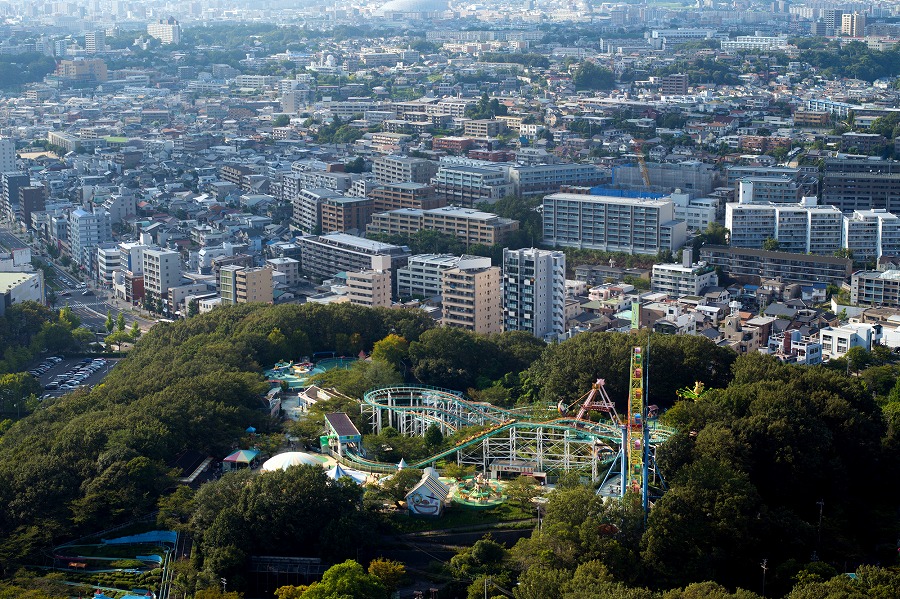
(631, 138), (651, 188)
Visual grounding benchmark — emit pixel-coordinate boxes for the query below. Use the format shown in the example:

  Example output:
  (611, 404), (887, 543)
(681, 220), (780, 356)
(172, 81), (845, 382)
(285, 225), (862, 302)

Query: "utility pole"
(761, 559), (768, 597)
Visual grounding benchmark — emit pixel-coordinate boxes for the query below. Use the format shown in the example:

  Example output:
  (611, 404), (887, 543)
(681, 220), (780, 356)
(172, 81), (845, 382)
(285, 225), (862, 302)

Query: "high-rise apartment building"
(841, 12), (866, 37)
(822, 158), (900, 213)
(659, 73), (688, 95)
(68, 209), (111, 267)
(502, 248), (566, 341)
(84, 30), (105, 53)
(542, 193), (686, 254)
(1, 172), (28, 222)
(0, 137), (15, 174)
(143, 248), (183, 301)
(373, 156), (438, 185)
(147, 17), (182, 44)
(346, 270), (392, 308)
(442, 264), (502, 334)
(220, 266), (274, 305)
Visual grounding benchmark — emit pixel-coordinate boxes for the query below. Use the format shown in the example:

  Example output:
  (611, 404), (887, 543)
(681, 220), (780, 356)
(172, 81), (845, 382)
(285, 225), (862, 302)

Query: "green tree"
(371, 333), (409, 370)
(367, 558), (405, 593)
(423, 423), (443, 449)
(272, 114), (291, 127)
(573, 61), (616, 91)
(117, 312), (126, 332)
(130, 321), (142, 341)
(762, 237), (780, 251)
(105, 310), (114, 333)
(299, 560), (389, 599)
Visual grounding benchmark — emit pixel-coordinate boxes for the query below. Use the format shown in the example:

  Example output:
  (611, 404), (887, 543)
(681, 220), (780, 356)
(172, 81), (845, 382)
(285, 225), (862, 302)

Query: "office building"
(442, 264), (502, 334)
(822, 158), (900, 213)
(824, 9), (844, 32)
(367, 206), (519, 246)
(346, 270), (392, 308)
(503, 248), (566, 341)
(297, 233), (410, 280)
(220, 266), (274, 305)
(68, 209), (111, 267)
(725, 197), (843, 255)
(369, 183), (445, 212)
(700, 245), (852, 285)
(0, 137), (15, 173)
(143, 248), (183, 301)
(651, 249), (719, 297)
(373, 156), (438, 184)
(542, 193), (686, 254)
(147, 17), (182, 44)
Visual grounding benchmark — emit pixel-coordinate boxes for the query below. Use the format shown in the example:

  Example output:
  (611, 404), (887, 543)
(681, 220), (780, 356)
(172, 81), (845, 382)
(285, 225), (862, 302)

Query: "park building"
(147, 17), (182, 44)
(542, 193), (686, 255)
(430, 163), (514, 206)
(699, 245), (852, 286)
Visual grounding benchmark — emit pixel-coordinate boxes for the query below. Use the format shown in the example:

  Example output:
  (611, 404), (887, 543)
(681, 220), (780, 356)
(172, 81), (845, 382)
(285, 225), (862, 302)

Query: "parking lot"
(28, 356), (120, 399)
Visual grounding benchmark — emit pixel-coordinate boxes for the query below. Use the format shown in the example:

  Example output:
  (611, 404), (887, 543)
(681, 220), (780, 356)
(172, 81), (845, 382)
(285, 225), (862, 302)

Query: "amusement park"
(265, 344), (675, 517)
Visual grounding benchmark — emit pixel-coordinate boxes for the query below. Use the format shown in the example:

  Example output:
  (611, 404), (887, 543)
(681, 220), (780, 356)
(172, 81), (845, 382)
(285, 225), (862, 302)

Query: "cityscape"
(1, 0), (900, 598)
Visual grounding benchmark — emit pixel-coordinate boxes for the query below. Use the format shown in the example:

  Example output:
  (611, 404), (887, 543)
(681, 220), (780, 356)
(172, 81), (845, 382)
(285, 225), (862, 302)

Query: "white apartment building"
(503, 248), (566, 342)
(843, 210), (900, 261)
(506, 163), (605, 196)
(721, 35), (790, 50)
(291, 188), (342, 234)
(68, 208), (112, 266)
(725, 197), (843, 255)
(542, 193), (686, 254)
(430, 164), (514, 206)
(143, 248), (183, 301)
(147, 17), (181, 44)
(671, 191), (718, 231)
(97, 245), (121, 286)
(396, 254), (491, 299)
(651, 250), (719, 297)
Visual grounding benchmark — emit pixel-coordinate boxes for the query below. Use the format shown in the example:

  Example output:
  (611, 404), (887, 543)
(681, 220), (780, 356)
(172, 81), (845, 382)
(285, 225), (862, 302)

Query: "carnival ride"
(334, 352), (674, 506)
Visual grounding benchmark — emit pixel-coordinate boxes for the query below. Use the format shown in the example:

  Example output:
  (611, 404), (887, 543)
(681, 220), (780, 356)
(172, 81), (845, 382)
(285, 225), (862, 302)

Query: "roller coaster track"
(337, 386), (675, 476)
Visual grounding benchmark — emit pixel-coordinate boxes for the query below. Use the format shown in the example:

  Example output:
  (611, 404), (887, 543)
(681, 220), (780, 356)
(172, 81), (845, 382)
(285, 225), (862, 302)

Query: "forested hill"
(0, 302), (897, 599)
(0, 302), (434, 567)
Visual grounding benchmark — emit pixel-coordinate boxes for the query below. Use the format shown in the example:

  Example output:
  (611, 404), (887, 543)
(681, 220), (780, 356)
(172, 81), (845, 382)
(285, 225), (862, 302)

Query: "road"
(0, 225), (155, 332)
